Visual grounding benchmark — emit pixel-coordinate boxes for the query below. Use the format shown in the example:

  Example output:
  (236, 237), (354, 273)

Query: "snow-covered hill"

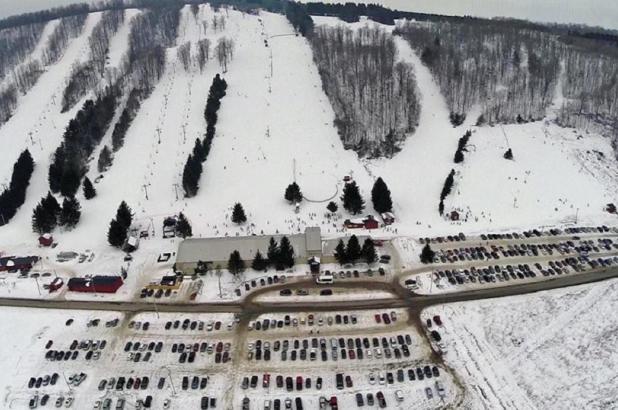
(0, 6), (616, 255)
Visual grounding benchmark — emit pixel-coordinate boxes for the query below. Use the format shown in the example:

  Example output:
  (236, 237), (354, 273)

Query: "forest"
(395, 20), (560, 125)
(310, 25), (420, 157)
(61, 9), (125, 112)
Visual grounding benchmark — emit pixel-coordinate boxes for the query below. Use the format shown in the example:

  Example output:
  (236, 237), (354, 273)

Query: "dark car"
(158, 377), (166, 389)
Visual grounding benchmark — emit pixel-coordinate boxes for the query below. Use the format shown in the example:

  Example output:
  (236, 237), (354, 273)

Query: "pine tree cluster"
(49, 89), (117, 197)
(0, 150), (34, 226)
(182, 74), (227, 197)
(341, 181), (365, 215)
(439, 169), (456, 215)
(285, 2), (314, 36)
(371, 177), (393, 214)
(32, 192), (81, 233)
(111, 88), (142, 152)
(504, 148), (514, 160)
(327, 201), (338, 213)
(107, 201), (132, 247)
(262, 236), (295, 270)
(334, 235), (377, 265)
(453, 130), (471, 163)
(284, 182), (303, 203)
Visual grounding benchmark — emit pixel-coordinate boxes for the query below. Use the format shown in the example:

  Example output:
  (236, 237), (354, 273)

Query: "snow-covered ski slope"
(0, 8), (616, 251)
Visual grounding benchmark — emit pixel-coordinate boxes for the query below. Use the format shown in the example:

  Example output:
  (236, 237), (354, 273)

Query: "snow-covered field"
(424, 278), (618, 409)
(0, 7), (615, 257)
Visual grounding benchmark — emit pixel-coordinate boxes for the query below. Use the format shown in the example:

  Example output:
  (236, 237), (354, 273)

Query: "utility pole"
(172, 183), (180, 200)
(142, 184), (150, 200)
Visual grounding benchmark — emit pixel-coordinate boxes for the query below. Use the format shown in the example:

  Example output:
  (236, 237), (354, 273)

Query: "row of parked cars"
(248, 333), (416, 363)
(236, 274), (286, 296)
(139, 287), (173, 299)
(242, 374), (323, 391)
(163, 318), (236, 332)
(28, 393), (74, 409)
(249, 312), (365, 331)
(171, 340), (232, 364)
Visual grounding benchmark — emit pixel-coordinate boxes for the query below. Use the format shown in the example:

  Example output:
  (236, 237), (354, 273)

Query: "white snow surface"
(424, 278), (618, 409)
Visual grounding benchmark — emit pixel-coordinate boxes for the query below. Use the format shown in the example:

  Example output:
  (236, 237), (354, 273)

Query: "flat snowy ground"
(424, 278), (618, 410)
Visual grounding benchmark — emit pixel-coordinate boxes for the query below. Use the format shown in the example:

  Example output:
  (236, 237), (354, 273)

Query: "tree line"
(334, 235), (377, 265)
(61, 9), (124, 112)
(49, 88), (118, 197)
(0, 150), (34, 226)
(183, 73), (227, 197)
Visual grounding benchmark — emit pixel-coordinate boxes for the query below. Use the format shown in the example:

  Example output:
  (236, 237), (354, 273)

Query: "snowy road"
(1, 263), (617, 314)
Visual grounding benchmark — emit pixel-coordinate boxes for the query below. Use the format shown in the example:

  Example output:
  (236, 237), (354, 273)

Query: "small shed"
(49, 277), (63, 292)
(39, 234), (53, 247)
(380, 212), (395, 225)
(450, 211), (460, 221)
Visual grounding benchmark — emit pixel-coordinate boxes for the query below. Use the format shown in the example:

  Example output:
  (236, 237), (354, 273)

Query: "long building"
(175, 227), (322, 274)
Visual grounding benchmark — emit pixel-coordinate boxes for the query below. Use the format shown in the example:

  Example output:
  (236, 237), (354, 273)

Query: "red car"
(374, 314), (381, 323)
(330, 396), (338, 410)
(262, 373), (270, 388)
(382, 313), (391, 325)
(376, 391), (386, 408)
(296, 376), (303, 391)
(345, 375), (353, 388)
(433, 315), (443, 326)
(348, 349), (355, 359)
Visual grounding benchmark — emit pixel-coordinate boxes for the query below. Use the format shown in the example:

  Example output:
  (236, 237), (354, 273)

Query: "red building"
(344, 216), (379, 230)
(38, 234), (53, 247)
(67, 276), (123, 293)
(0, 256), (39, 272)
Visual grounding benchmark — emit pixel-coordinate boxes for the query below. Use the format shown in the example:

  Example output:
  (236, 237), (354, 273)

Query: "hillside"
(0, 4), (615, 256)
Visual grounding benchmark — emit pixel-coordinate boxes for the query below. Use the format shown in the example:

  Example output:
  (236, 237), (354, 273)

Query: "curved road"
(0, 265), (616, 314)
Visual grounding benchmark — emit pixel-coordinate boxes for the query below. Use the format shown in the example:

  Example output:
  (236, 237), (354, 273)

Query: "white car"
(395, 390), (404, 402)
(436, 381), (446, 398)
(65, 397), (74, 408)
(163, 399), (171, 409)
(368, 373), (376, 385)
(378, 373), (386, 385)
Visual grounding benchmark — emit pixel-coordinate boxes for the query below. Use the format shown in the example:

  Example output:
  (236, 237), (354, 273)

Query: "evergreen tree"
(251, 250), (267, 271)
(59, 164), (81, 197)
(341, 181), (364, 215)
(48, 145), (65, 193)
(231, 202), (247, 224)
(440, 169), (456, 201)
(0, 149), (35, 225)
(115, 201), (132, 230)
(32, 197), (57, 234)
(278, 236), (295, 268)
(439, 200), (445, 216)
(107, 218), (127, 248)
(327, 201), (338, 213)
(192, 138), (206, 162)
(97, 145), (113, 172)
(59, 196), (81, 229)
(334, 239), (347, 265)
(42, 192), (61, 217)
(504, 148), (514, 160)
(176, 212), (193, 238)
(182, 154), (202, 198)
(361, 238), (377, 264)
(371, 177), (393, 213)
(284, 182), (303, 203)
(346, 235), (361, 262)
(454, 150), (464, 163)
(420, 243), (435, 264)
(266, 237), (279, 267)
(227, 250), (245, 275)
(83, 177), (96, 199)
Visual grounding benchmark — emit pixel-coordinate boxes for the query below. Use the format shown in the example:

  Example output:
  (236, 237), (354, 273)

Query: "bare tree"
(196, 38), (210, 72)
(215, 37), (234, 73)
(177, 41), (191, 71)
